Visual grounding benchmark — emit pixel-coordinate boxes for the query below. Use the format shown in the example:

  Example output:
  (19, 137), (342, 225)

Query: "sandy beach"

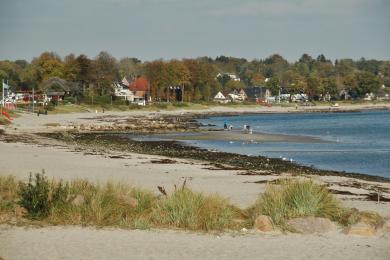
(1, 103), (390, 259)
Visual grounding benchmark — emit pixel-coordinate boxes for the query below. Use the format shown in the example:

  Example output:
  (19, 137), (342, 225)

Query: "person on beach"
(224, 121), (228, 130)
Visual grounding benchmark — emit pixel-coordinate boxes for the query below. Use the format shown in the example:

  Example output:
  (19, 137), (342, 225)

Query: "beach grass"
(1, 174), (380, 232)
(0, 173), (240, 231)
(248, 179), (343, 227)
(152, 187), (239, 231)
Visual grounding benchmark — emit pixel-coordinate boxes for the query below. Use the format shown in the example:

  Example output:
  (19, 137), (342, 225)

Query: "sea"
(193, 110), (390, 178)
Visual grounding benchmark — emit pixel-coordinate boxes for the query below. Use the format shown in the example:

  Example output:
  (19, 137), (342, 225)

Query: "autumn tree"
(31, 52), (64, 87)
(93, 51), (119, 96)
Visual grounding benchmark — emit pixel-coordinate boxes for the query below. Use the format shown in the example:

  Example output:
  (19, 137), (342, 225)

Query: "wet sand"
(157, 130), (326, 143)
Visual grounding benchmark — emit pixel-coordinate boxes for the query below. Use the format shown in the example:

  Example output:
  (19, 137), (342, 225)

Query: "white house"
(114, 83), (135, 101)
(228, 89), (247, 102)
(216, 73), (241, 82)
(213, 91), (228, 103)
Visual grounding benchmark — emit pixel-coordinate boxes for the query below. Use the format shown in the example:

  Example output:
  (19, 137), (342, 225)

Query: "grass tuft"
(249, 179), (343, 226)
(152, 188), (239, 231)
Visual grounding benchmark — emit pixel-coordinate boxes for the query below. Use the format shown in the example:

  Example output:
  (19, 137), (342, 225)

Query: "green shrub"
(19, 172), (51, 219)
(250, 179), (342, 226)
(19, 172), (68, 219)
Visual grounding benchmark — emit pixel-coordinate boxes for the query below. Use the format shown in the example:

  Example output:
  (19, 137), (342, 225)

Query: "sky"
(0, 0), (389, 62)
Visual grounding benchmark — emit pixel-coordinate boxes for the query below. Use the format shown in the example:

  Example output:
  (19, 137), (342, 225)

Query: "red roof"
(129, 77), (149, 91)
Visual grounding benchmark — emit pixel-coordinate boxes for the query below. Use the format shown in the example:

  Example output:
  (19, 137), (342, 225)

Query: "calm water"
(194, 110), (390, 178)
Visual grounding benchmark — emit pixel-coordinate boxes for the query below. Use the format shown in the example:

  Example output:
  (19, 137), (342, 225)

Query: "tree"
(224, 80), (245, 90)
(75, 54), (93, 94)
(145, 60), (169, 100)
(31, 52), (64, 86)
(354, 71), (380, 97)
(306, 73), (322, 99)
(119, 57), (143, 79)
(93, 51), (119, 96)
(63, 54), (80, 82)
(251, 73), (265, 86)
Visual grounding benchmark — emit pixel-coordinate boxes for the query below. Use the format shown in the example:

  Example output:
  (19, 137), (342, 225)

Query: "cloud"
(207, 0), (372, 17)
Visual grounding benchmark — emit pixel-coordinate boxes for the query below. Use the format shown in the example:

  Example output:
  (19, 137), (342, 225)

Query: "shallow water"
(194, 110), (390, 178)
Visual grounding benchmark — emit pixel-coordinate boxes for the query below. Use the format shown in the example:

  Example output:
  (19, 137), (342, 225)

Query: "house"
(227, 89), (247, 102)
(339, 89), (351, 100)
(216, 73), (241, 82)
(213, 91), (228, 103)
(239, 89), (248, 100)
(363, 92), (375, 101)
(114, 82), (135, 101)
(40, 77), (74, 102)
(129, 77), (150, 105)
(121, 77), (131, 87)
(246, 86), (271, 102)
(291, 93), (308, 102)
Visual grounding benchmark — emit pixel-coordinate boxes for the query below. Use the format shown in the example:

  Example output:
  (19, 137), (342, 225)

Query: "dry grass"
(0, 175), (383, 232)
(0, 174), (240, 231)
(152, 188), (239, 231)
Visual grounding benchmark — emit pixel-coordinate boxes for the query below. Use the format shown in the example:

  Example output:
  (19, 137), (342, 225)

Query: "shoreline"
(39, 131), (390, 183)
(1, 104), (389, 182)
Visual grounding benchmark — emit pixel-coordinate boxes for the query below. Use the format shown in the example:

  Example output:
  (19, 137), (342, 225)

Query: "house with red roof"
(129, 77), (150, 103)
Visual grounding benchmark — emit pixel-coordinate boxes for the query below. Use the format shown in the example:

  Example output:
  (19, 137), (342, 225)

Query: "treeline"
(1, 51), (389, 101)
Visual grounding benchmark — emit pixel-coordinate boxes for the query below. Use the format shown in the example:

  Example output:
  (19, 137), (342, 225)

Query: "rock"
(14, 205), (27, 218)
(254, 215), (274, 232)
(122, 196), (138, 208)
(344, 222), (376, 236)
(287, 217), (337, 234)
(71, 195), (85, 206)
(380, 219), (390, 232)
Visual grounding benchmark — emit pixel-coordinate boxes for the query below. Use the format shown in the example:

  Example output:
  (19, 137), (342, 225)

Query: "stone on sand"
(71, 195), (85, 206)
(287, 217), (337, 234)
(123, 196), (138, 208)
(254, 215), (274, 232)
(344, 222), (376, 236)
(380, 218), (390, 232)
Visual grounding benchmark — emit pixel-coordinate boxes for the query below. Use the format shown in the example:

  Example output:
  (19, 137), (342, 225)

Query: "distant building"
(246, 86), (271, 102)
(129, 77), (150, 105)
(216, 73), (241, 82)
(227, 89), (247, 102)
(213, 91), (228, 103)
(363, 92), (375, 101)
(114, 82), (134, 101)
(339, 89), (351, 100)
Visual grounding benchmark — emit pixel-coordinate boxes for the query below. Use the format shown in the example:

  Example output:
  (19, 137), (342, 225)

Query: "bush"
(250, 179), (342, 226)
(152, 188), (238, 231)
(19, 172), (68, 219)
(19, 172), (50, 219)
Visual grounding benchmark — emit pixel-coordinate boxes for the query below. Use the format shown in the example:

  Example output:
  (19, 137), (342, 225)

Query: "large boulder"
(344, 222), (376, 236)
(287, 217), (337, 234)
(254, 215), (274, 232)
